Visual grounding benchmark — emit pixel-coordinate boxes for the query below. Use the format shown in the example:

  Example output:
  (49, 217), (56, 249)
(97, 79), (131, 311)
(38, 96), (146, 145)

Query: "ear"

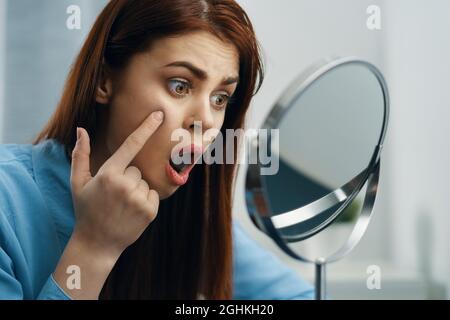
(95, 63), (114, 105)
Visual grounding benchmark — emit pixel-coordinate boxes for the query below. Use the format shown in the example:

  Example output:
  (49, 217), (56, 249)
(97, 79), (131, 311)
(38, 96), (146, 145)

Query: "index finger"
(103, 111), (164, 172)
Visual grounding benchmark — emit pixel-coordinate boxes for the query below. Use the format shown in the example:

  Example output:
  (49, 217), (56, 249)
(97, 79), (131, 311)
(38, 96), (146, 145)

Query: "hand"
(70, 111), (164, 257)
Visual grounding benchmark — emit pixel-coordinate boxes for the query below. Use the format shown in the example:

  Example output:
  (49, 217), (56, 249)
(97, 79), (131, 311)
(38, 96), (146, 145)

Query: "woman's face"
(96, 31), (240, 199)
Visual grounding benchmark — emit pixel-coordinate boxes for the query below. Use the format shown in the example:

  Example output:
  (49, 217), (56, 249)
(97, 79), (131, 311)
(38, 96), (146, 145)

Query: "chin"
(148, 177), (179, 200)
(158, 186), (179, 200)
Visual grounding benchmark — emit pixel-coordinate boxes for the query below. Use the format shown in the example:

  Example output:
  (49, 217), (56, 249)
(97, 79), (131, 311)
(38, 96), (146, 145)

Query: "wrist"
(52, 230), (121, 300)
(69, 229), (122, 270)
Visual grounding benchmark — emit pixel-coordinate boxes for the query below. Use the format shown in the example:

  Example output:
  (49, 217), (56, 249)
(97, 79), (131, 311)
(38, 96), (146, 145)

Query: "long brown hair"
(34, 0), (264, 299)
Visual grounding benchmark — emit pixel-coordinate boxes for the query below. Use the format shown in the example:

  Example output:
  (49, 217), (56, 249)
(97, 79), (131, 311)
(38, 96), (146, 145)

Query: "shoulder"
(0, 143), (35, 202)
(0, 143), (33, 170)
(0, 143), (36, 221)
(0, 139), (68, 196)
(0, 139), (71, 218)
(0, 142), (34, 184)
(0, 141), (69, 299)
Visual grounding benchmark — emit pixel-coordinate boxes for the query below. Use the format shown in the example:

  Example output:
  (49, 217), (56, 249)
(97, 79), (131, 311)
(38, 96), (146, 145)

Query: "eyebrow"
(163, 61), (240, 86)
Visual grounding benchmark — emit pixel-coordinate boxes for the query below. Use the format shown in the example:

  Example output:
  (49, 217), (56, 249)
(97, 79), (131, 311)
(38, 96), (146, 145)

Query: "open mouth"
(165, 144), (204, 186)
(169, 152), (196, 174)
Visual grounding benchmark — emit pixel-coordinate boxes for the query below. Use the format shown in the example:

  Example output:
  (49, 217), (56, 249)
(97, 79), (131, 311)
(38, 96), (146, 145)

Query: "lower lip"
(165, 161), (195, 186)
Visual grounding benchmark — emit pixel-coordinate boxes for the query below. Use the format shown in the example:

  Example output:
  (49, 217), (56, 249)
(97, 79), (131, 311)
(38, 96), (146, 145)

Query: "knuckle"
(147, 191), (160, 211)
(128, 195), (142, 209)
(138, 193), (159, 220)
(144, 203), (158, 221)
(146, 211), (157, 222)
(123, 194), (137, 210)
(117, 181), (133, 197)
(131, 187), (147, 203)
(104, 174), (130, 196)
(148, 189), (159, 201)
(127, 165), (140, 173)
(124, 188), (159, 221)
(127, 166), (142, 179)
(139, 180), (149, 191)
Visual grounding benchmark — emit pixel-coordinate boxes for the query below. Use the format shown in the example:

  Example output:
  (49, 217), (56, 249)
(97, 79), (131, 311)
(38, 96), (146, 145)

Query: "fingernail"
(153, 111), (164, 121)
(76, 127), (81, 140)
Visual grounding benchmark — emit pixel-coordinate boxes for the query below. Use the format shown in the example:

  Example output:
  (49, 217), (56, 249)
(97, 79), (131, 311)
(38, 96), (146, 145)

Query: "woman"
(0, 0), (313, 300)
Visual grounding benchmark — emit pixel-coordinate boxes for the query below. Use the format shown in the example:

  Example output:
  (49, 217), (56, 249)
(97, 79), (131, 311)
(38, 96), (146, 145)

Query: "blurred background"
(0, 0), (449, 299)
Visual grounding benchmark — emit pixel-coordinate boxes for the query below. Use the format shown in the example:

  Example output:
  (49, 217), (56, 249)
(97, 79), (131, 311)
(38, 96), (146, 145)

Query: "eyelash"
(167, 79), (235, 109)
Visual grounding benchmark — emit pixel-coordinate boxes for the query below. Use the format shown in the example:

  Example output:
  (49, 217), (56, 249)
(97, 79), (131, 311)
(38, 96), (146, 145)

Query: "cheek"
(214, 112), (226, 131)
(106, 87), (180, 146)
(106, 101), (186, 174)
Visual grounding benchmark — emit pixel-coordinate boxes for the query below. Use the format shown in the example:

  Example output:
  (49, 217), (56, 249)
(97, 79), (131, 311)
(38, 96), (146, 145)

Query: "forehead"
(145, 31), (240, 77)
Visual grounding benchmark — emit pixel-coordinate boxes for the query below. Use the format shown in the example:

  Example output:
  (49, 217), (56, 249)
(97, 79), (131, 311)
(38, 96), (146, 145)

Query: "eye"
(167, 79), (191, 97)
(211, 93), (232, 109)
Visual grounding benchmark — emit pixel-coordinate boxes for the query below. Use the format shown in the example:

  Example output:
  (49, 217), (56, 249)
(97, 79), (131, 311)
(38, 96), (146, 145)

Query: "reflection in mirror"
(261, 63), (385, 241)
(287, 187), (367, 258)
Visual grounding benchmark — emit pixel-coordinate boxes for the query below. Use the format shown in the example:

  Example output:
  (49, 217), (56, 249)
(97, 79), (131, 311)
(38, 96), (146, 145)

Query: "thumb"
(71, 127), (92, 194)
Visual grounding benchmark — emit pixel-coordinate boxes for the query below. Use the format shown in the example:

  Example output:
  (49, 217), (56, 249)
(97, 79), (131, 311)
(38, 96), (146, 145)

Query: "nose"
(182, 95), (215, 135)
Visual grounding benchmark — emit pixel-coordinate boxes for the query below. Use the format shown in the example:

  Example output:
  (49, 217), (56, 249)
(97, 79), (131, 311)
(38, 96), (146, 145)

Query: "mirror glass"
(259, 62), (386, 243)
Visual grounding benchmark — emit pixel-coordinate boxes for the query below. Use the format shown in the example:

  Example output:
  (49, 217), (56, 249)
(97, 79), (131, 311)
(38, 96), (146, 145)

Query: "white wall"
(1, 0), (107, 144)
(384, 0), (450, 298)
(233, 0), (450, 299)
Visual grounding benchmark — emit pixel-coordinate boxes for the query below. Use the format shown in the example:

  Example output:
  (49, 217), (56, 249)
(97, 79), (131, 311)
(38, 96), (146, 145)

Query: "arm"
(52, 232), (120, 300)
(0, 210), (70, 300)
(232, 220), (314, 300)
(0, 204), (68, 299)
(0, 244), (71, 300)
(0, 246), (25, 299)
(0, 213), (119, 300)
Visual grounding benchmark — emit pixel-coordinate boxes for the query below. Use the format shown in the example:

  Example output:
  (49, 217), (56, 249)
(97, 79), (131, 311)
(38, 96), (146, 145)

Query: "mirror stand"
(315, 258), (327, 300)
(310, 159), (381, 300)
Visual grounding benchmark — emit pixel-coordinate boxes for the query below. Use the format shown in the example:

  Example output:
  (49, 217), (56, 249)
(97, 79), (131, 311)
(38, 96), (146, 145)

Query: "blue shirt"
(0, 139), (313, 300)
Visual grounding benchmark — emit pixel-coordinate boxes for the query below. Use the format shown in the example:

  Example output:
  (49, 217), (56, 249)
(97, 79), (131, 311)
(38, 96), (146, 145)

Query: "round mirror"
(245, 56), (389, 262)
(245, 57), (389, 299)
